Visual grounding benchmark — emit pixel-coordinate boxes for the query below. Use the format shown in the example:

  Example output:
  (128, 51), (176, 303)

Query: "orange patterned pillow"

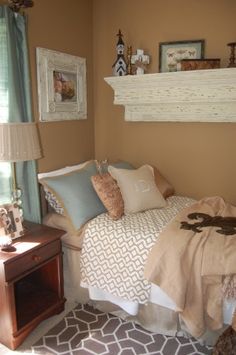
(91, 173), (124, 220)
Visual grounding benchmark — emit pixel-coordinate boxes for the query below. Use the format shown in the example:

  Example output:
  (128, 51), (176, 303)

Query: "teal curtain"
(0, 5), (41, 222)
(0, 9), (11, 203)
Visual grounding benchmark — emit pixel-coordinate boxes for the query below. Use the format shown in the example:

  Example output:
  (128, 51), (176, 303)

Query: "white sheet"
(81, 281), (176, 315)
(81, 282), (236, 325)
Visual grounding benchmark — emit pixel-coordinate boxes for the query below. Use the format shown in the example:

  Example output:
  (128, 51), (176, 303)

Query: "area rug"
(31, 304), (212, 355)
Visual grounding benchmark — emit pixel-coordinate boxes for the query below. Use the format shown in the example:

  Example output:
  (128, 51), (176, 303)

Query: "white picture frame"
(36, 47), (87, 121)
(0, 203), (24, 240)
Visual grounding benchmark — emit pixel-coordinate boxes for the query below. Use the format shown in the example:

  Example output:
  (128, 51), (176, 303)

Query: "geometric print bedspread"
(80, 196), (195, 304)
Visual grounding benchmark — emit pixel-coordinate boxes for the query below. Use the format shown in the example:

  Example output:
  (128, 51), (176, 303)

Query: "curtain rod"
(7, 0), (34, 13)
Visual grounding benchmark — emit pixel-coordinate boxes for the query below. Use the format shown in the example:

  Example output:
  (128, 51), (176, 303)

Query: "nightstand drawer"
(5, 240), (61, 282)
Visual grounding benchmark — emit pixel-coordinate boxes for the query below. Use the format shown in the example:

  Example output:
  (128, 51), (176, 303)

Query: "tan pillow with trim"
(108, 164), (166, 214)
(91, 173), (124, 220)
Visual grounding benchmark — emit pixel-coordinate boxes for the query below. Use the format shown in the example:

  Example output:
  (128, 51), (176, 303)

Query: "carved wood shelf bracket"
(104, 68), (236, 122)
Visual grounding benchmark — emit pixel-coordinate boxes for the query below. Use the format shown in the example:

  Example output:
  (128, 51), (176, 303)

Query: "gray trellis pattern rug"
(31, 304), (212, 355)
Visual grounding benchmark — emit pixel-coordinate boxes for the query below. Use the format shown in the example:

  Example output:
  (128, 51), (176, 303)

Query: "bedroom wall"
(0, 0), (95, 172)
(33, 0), (94, 172)
(93, 0), (236, 204)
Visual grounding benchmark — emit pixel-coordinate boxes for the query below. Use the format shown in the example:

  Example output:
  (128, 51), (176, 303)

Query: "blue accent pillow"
(40, 162), (106, 233)
(104, 161), (134, 172)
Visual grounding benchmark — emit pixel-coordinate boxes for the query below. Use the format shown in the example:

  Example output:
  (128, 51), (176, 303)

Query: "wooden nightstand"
(0, 222), (66, 350)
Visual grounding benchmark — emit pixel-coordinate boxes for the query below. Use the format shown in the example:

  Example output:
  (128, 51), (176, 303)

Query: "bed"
(38, 160), (236, 346)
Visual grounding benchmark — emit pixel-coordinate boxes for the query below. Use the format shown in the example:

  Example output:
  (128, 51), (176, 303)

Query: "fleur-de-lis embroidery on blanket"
(180, 212), (236, 235)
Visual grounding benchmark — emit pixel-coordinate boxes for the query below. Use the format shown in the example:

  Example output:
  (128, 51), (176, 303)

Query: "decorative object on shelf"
(7, 0), (33, 13)
(131, 49), (150, 75)
(112, 30), (127, 76)
(181, 58), (220, 71)
(227, 42), (236, 68)
(0, 122), (42, 219)
(0, 203), (23, 241)
(159, 39), (205, 73)
(126, 46), (133, 75)
(37, 47), (87, 121)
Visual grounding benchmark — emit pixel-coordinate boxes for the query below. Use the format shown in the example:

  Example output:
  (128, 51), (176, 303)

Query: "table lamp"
(0, 122), (42, 216)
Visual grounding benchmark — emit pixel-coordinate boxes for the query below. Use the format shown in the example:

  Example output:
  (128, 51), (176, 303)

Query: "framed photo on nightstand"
(0, 203), (24, 239)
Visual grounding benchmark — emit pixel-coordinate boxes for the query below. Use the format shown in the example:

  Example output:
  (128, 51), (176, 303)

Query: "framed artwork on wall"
(36, 47), (87, 121)
(159, 39), (205, 73)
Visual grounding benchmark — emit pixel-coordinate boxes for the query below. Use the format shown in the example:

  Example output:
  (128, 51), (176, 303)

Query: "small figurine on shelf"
(112, 30), (127, 76)
(131, 49), (150, 75)
(227, 42), (236, 68)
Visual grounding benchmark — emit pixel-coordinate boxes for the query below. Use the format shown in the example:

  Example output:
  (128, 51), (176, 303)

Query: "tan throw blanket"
(144, 196), (236, 339)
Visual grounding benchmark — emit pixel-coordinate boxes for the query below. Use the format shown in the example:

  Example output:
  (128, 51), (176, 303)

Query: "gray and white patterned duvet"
(80, 196), (195, 304)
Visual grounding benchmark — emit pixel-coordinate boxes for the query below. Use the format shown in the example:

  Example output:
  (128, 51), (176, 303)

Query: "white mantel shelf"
(104, 68), (236, 122)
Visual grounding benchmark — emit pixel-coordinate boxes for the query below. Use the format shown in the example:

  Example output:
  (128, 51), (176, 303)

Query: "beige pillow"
(91, 173), (124, 220)
(43, 212), (71, 232)
(108, 165), (166, 214)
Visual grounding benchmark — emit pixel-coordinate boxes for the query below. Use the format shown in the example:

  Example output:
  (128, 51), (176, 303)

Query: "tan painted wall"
(2, 0), (236, 203)
(93, 0), (236, 204)
(9, 0), (94, 172)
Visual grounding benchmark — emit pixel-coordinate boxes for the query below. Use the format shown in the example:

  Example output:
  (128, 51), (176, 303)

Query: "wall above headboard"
(104, 68), (236, 122)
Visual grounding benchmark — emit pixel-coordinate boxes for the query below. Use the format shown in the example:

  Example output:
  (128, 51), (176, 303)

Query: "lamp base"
(0, 235), (13, 250)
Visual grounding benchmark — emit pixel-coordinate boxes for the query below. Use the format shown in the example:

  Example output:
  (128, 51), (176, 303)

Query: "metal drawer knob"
(32, 255), (42, 262)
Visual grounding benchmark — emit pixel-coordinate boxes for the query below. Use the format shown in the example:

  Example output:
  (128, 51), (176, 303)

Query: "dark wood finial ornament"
(8, 0), (34, 13)
(127, 46), (133, 75)
(227, 42), (236, 68)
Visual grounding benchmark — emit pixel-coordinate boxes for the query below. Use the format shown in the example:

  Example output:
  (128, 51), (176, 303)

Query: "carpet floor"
(31, 304), (212, 355)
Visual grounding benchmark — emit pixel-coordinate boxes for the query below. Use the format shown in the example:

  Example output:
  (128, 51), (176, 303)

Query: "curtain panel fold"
(0, 5), (41, 223)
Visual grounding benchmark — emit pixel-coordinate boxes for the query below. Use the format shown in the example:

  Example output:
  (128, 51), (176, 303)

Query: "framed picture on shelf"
(0, 203), (24, 240)
(36, 47), (87, 122)
(159, 39), (205, 72)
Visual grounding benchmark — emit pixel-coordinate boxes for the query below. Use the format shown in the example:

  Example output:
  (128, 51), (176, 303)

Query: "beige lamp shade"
(0, 122), (42, 162)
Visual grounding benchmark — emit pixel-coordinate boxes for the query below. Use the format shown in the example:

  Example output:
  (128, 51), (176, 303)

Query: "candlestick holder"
(227, 42), (236, 68)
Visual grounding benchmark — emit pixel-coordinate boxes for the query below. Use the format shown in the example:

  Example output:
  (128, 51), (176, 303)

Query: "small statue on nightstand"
(112, 30), (127, 76)
(131, 49), (150, 75)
